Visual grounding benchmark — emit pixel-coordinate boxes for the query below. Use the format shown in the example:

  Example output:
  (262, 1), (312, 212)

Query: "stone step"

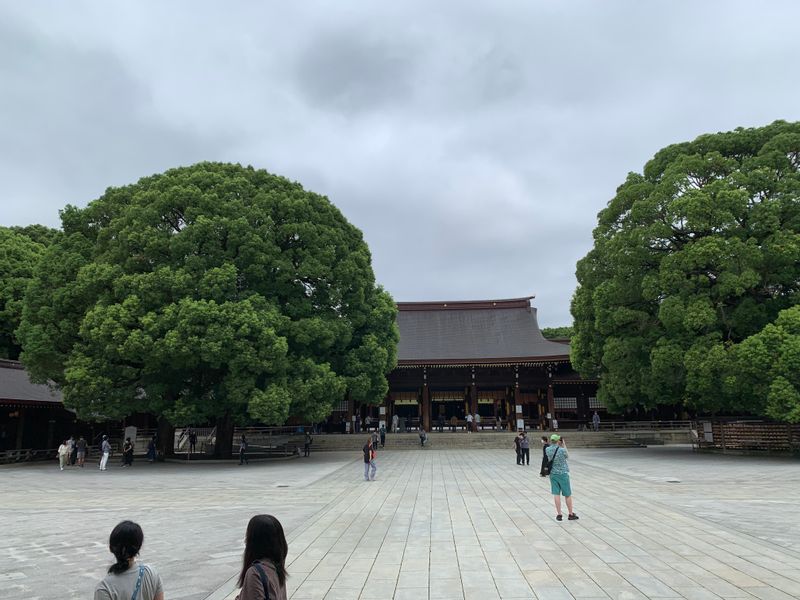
(290, 431), (648, 451)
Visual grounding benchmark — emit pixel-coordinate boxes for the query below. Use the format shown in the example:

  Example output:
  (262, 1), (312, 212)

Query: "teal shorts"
(549, 473), (572, 496)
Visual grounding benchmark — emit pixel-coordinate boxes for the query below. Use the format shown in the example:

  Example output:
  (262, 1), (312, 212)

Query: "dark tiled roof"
(0, 360), (63, 404)
(396, 298), (570, 364)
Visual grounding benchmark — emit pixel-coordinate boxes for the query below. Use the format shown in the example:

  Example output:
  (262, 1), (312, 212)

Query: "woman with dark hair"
(94, 520), (163, 600)
(237, 515), (288, 600)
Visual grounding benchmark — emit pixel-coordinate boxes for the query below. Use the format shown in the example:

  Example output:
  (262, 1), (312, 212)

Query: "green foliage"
(571, 121), (800, 417)
(18, 162), (398, 425)
(541, 326), (573, 339)
(0, 226), (59, 359)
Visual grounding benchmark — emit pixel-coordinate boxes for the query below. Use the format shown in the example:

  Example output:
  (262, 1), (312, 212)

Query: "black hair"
(238, 515), (288, 588)
(107, 520), (143, 574)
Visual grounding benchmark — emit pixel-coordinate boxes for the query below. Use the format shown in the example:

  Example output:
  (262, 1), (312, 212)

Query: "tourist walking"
(466, 412), (473, 433)
(236, 515), (289, 600)
(57, 439), (70, 470)
(365, 415), (372, 432)
(363, 438), (377, 481)
(371, 428), (379, 449)
(450, 415), (458, 432)
(419, 427), (428, 447)
(303, 431), (313, 457)
(121, 437), (134, 467)
(437, 414), (445, 433)
(68, 435), (77, 465)
(513, 433), (522, 465)
(239, 434), (249, 465)
(188, 429), (197, 454)
(94, 520), (164, 600)
(520, 432), (530, 465)
(379, 424), (386, 448)
(545, 434), (578, 521)
(551, 418), (559, 432)
(474, 412), (481, 431)
(146, 436), (157, 462)
(391, 413), (399, 433)
(539, 436), (549, 476)
(76, 436), (87, 467)
(99, 435), (111, 471)
(592, 411), (601, 432)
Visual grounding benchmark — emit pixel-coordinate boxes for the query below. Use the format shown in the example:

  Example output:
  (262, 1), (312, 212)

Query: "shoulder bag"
(542, 447), (559, 476)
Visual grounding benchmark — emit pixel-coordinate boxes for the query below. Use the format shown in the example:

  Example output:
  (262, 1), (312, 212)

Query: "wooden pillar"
(470, 367), (478, 416)
(422, 367), (431, 431)
(15, 408), (26, 450)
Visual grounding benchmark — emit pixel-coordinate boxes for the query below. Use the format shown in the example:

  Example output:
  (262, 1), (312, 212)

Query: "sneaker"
(568, 513), (579, 520)
(556, 515), (563, 521)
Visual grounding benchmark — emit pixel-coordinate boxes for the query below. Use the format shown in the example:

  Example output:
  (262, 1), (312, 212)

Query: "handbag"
(253, 561), (271, 600)
(542, 447), (559, 476)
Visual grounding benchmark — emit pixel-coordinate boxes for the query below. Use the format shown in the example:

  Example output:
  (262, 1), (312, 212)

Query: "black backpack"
(542, 447), (559, 475)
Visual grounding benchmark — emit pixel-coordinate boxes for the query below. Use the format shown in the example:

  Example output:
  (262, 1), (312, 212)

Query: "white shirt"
(466, 415), (473, 422)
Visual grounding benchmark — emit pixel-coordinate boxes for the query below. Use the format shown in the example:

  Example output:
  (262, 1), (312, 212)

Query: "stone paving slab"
(1, 446), (799, 600)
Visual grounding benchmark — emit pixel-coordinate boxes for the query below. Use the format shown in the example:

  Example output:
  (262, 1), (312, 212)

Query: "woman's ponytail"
(106, 521), (144, 574)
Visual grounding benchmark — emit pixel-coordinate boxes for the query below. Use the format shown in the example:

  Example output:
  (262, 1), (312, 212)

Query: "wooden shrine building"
(384, 297), (599, 431)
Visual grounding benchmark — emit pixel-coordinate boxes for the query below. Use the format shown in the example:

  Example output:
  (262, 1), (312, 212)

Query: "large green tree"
(18, 163), (398, 453)
(0, 226), (58, 359)
(571, 121), (800, 418)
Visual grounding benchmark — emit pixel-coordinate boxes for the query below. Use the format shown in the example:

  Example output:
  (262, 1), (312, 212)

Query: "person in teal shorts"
(545, 434), (579, 521)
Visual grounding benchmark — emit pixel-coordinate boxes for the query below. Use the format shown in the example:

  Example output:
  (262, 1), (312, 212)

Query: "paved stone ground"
(1, 446), (799, 600)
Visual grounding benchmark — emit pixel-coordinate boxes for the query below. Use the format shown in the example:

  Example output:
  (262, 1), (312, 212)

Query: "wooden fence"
(694, 420), (800, 453)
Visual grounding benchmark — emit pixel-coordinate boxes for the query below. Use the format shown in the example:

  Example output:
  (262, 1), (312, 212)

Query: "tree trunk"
(157, 415), (175, 459)
(214, 412), (234, 459)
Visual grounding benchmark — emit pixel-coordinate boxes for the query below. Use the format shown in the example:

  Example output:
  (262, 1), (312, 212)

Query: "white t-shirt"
(466, 415), (473, 422)
(94, 563), (162, 600)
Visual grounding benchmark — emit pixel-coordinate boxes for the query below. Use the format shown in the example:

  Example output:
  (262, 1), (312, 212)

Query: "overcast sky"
(2, 2), (799, 326)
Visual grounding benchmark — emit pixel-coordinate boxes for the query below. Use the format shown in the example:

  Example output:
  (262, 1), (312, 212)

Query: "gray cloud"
(2, 0), (800, 327)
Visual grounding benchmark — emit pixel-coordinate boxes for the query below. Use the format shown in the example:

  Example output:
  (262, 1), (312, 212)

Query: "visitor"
(391, 413), (399, 433)
(592, 411), (600, 432)
(513, 433), (522, 465)
(474, 412), (481, 431)
(94, 520), (163, 600)
(466, 412), (473, 433)
(76, 435), (87, 467)
(146, 436), (157, 462)
(539, 436), (549, 477)
(99, 435), (111, 471)
(365, 414), (372, 432)
(303, 430), (313, 457)
(520, 431), (530, 465)
(363, 438), (377, 481)
(419, 427), (428, 447)
(188, 429), (197, 454)
(379, 423), (386, 448)
(236, 515), (288, 600)
(371, 428), (379, 449)
(122, 437), (134, 467)
(450, 415), (458, 432)
(545, 434), (578, 521)
(68, 435), (77, 465)
(239, 434), (249, 465)
(551, 417), (559, 432)
(437, 414), (445, 433)
(57, 439), (70, 471)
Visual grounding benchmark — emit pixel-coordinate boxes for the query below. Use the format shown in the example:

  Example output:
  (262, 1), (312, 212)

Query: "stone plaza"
(1, 445), (799, 600)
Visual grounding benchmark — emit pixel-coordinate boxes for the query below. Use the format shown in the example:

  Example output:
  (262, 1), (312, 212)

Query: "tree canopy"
(0, 226), (58, 360)
(18, 162), (398, 428)
(571, 121), (800, 421)
(541, 326), (573, 340)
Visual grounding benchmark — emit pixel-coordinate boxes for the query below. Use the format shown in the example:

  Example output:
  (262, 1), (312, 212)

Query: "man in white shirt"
(474, 413), (481, 431)
(465, 413), (473, 433)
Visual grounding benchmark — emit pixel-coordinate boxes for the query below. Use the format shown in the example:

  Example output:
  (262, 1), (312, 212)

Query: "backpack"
(542, 447), (559, 476)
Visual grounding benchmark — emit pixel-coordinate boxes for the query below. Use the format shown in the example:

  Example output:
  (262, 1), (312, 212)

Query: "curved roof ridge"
(397, 296), (535, 311)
